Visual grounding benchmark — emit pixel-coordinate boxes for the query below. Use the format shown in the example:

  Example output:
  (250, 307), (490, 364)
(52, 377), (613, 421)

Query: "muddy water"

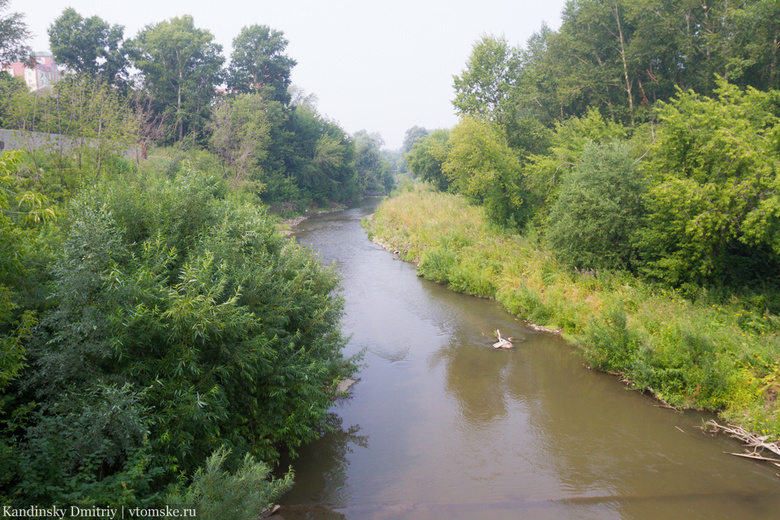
(280, 198), (780, 519)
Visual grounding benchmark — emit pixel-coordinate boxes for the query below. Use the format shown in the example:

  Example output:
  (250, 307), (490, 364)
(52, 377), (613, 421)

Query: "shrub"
(168, 447), (293, 520)
(580, 304), (640, 373)
(10, 166), (356, 504)
(546, 141), (646, 272)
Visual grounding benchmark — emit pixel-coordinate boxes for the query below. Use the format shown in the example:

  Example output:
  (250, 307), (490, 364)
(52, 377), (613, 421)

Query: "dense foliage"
(48, 7), (129, 87)
(0, 0), (32, 65)
(546, 141), (645, 272)
(0, 162), (357, 508)
(405, 0), (780, 294)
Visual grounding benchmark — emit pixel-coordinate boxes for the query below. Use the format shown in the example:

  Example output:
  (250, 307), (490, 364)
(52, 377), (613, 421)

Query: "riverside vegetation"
(391, 0), (780, 446)
(0, 4), (393, 516)
(369, 182), (780, 443)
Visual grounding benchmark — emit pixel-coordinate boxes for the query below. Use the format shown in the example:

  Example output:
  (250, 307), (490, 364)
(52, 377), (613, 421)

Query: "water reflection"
(278, 412), (367, 516)
(281, 199), (780, 520)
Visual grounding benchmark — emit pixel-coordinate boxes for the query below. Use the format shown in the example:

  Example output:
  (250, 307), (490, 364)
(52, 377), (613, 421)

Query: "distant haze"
(16, 0), (566, 150)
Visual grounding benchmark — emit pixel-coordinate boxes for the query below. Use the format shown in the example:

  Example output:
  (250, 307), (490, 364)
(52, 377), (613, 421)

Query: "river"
(277, 197), (780, 519)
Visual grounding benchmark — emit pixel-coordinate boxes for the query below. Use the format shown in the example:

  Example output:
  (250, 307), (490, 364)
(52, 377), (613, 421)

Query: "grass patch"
(369, 184), (780, 439)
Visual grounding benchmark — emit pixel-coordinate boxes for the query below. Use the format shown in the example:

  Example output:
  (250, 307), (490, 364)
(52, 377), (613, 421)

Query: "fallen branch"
(724, 452), (780, 466)
(705, 420), (780, 466)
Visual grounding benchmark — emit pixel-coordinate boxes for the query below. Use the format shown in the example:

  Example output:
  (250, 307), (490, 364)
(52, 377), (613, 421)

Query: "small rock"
(336, 378), (356, 393)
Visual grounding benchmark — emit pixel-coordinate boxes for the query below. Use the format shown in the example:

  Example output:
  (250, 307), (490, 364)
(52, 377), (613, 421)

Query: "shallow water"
(279, 198), (780, 519)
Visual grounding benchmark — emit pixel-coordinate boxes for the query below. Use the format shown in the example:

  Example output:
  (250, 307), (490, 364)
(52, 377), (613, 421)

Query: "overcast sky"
(15, 0), (566, 150)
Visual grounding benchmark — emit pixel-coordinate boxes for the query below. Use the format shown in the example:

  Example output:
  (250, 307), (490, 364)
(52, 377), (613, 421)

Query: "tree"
(641, 80), (780, 286)
(508, 25), (563, 127)
(547, 141), (646, 271)
(0, 72), (27, 126)
(209, 93), (271, 186)
(730, 0), (780, 91)
(0, 151), (52, 497)
(5, 74), (140, 182)
(405, 129), (450, 191)
(281, 105), (359, 204)
(354, 130), (393, 193)
(0, 0), (32, 66)
(542, 0), (641, 124)
(443, 117), (527, 227)
(523, 108), (629, 228)
(452, 35), (522, 125)
(48, 8), (129, 85)
(227, 25), (296, 104)
(401, 126), (429, 155)
(129, 16), (225, 142)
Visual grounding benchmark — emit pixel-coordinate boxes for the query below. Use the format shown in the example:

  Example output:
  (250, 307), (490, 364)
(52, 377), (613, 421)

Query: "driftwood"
(492, 330), (515, 350)
(705, 420), (780, 467)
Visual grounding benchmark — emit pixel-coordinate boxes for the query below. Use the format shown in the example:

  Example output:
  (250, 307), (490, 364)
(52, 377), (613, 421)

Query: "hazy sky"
(15, 0), (567, 150)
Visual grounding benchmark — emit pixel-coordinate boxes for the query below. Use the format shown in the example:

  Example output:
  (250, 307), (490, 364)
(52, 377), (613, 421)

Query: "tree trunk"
(613, 3), (634, 125)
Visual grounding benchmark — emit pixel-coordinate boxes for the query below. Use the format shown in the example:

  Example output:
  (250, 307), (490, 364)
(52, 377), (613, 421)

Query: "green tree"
(730, 0), (780, 90)
(227, 25), (296, 104)
(129, 16), (225, 142)
(282, 105), (359, 204)
(0, 0), (32, 65)
(524, 108), (629, 227)
(452, 35), (522, 126)
(508, 25), (563, 127)
(5, 74), (140, 184)
(547, 141), (646, 271)
(405, 129), (450, 191)
(48, 8), (129, 86)
(443, 117), (527, 226)
(642, 80), (780, 286)
(543, 0), (643, 124)
(354, 130), (393, 193)
(168, 447), (293, 520)
(401, 126), (429, 155)
(0, 71), (27, 126)
(0, 151), (52, 497)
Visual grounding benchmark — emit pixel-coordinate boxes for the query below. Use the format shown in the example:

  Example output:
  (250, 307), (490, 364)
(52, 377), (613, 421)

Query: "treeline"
(0, 4), (366, 515)
(1, 8), (393, 211)
(405, 0), (780, 295)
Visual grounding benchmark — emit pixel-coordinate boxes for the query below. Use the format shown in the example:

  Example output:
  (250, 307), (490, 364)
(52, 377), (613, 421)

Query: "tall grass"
(368, 184), (780, 439)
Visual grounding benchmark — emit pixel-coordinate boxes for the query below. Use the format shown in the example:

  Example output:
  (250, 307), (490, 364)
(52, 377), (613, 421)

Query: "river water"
(278, 198), (780, 519)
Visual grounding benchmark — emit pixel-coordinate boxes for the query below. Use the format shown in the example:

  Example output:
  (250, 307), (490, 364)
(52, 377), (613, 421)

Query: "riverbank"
(277, 203), (348, 235)
(365, 184), (780, 441)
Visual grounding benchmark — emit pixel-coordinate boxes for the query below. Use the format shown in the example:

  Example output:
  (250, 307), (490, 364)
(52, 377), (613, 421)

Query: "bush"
(546, 141), (646, 272)
(580, 304), (640, 372)
(168, 447), (293, 520)
(8, 166), (356, 505)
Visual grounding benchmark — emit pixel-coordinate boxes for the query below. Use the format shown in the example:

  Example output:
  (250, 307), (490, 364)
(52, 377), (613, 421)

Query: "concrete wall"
(0, 129), (141, 161)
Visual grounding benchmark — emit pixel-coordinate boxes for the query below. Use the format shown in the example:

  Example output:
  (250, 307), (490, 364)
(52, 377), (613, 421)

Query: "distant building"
(4, 52), (61, 91)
